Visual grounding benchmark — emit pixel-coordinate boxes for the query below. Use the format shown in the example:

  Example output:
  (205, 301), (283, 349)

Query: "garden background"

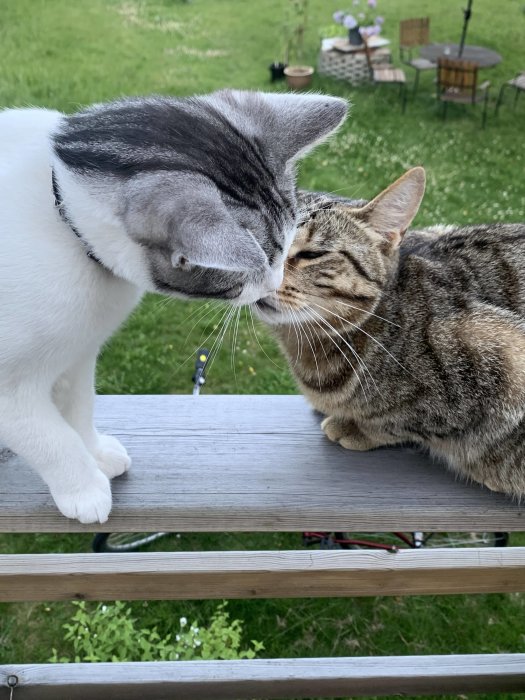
(1, 1), (524, 698)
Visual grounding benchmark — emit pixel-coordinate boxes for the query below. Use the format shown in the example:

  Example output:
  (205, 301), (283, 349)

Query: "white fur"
(0, 97), (340, 523)
(0, 108), (145, 523)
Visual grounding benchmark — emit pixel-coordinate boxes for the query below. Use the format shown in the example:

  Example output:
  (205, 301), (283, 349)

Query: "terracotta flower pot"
(284, 65), (314, 90)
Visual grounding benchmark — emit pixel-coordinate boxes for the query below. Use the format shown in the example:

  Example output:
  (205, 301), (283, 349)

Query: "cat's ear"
(210, 90), (347, 162)
(171, 196), (267, 272)
(357, 167), (426, 246)
(263, 93), (349, 161)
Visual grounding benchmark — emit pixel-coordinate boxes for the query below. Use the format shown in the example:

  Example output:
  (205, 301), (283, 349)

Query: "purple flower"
(343, 13), (358, 29)
(375, 15), (384, 24)
(360, 23), (380, 37)
(367, 0), (377, 7)
(332, 10), (345, 24)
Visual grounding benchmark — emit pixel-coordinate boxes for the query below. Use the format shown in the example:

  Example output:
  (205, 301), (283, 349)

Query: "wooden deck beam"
(1, 548), (525, 602)
(2, 656), (525, 699)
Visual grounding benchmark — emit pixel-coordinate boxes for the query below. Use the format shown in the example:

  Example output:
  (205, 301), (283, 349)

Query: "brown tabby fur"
(254, 167), (525, 498)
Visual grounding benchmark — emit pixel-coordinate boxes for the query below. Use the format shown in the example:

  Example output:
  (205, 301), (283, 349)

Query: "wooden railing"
(1, 395), (525, 698)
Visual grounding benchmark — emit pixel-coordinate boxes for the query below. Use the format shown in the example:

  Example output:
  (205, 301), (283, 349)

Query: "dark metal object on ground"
(458, 0), (474, 57)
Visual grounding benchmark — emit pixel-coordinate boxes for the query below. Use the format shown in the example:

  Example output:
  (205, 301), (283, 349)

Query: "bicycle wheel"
(420, 532), (509, 548)
(92, 532), (170, 552)
(303, 532), (411, 551)
(303, 531), (509, 551)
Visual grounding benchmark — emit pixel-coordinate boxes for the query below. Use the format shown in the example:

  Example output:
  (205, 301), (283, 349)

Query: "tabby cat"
(255, 167), (525, 497)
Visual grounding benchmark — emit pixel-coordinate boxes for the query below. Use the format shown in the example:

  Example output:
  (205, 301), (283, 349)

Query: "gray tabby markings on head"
(53, 91), (348, 301)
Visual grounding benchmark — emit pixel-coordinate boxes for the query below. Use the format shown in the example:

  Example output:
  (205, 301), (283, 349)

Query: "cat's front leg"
(0, 391), (112, 523)
(321, 416), (393, 451)
(54, 356), (131, 479)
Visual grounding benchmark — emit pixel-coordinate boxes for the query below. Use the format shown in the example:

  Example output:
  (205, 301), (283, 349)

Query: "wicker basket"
(318, 47), (392, 86)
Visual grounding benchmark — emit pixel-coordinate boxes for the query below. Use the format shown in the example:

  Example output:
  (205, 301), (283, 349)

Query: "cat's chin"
(252, 298), (305, 326)
(252, 298), (281, 324)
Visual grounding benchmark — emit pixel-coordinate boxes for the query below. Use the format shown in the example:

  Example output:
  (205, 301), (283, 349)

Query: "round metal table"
(420, 43), (501, 68)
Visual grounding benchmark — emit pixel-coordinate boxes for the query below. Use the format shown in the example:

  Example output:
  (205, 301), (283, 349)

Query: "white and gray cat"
(0, 90), (347, 523)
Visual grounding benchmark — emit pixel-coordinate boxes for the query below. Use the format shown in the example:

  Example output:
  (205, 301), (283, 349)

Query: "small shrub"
(50, 600), (264, 663)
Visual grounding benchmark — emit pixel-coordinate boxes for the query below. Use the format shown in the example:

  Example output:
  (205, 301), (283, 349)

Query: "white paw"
(51, 470), (112, 524)
(94, 434), (131, 479)
(321, 416), (341, 443)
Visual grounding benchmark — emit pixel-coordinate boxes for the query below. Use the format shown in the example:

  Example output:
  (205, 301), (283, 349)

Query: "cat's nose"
(265, 265), (284, 292)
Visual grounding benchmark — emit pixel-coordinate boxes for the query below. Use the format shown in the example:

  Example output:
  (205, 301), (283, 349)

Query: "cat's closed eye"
(293, 250), (328, 261)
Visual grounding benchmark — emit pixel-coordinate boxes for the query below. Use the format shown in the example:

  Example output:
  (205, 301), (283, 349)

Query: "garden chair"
(363, 37), (407, 113)
(399, 17), (436, 95)
(437, 57), (491, 128)
(495, 71), (525, 115)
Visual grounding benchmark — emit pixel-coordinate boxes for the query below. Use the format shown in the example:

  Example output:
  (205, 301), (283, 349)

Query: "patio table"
(420, 43), (501, 68)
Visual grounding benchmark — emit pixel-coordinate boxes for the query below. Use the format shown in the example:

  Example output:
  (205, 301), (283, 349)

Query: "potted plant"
(283, 0), (314, 90)
(332, 0), (384, 46)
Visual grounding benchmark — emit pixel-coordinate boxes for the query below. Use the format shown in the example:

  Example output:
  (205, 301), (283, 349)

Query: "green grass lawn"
(1, 0), (525, 697)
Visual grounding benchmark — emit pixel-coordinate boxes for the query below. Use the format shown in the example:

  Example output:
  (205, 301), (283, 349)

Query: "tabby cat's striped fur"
(255, 168), (525, 497)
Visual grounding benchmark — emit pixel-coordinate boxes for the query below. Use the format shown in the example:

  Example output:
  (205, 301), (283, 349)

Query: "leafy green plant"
(50, 601), (264, 663)
(283, 0), (309, 64)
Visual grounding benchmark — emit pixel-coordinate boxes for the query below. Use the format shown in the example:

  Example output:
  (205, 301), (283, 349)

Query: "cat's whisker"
(303, 315), (331, 367)
(199, 305), (232, 362)
(230, 306), (242, 388)
(297, 186), (361, 216)
(152, 294), (174, 314)
(305, 304), (379, 396)
(311, 302), (408, 374)
(294, 309), (309, 364)
(181, 300), (218, 326)
(298, 313), (323, 391)
(247, 307), (285, 370)
(333, 299), (401, 327)
(322, 184), (366, 198)
(286, 307), (300, 367)
(182, 301), (224, 349)
(175, 304), (231, 373)
(289, 307), (304, 364)
(302, 307), (369, 400)
(205, 305), (237, 378)
(285, 305), (303, 369)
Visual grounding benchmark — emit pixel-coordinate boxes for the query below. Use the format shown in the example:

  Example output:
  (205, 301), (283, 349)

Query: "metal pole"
(458, 0), (473, 57)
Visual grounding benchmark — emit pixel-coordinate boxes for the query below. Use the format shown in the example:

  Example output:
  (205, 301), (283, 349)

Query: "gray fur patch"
(52, 91), (348, 301)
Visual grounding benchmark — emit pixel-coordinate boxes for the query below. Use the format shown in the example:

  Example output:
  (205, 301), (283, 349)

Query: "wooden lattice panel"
(318, 48), (391, 85)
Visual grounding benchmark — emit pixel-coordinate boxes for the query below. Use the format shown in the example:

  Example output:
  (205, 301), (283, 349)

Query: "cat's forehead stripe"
(53, 97), (293, 227)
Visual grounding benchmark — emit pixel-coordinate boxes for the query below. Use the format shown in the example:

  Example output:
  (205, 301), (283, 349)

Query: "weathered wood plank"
(2, 656), (525, 699)
(1, 395), (523, 533)
(1, 548), (525, 602)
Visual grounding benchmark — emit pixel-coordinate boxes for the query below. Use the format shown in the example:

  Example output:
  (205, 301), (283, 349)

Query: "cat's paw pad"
(321, 416), (342, 443)
(51, 471), (112, 524)
(95, 434), (131, 479)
